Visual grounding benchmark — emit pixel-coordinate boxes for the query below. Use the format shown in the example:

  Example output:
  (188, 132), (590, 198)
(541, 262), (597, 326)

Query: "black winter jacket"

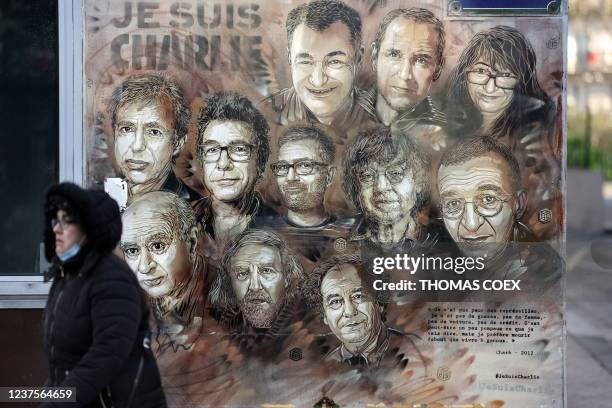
(41, 183), (166, 408)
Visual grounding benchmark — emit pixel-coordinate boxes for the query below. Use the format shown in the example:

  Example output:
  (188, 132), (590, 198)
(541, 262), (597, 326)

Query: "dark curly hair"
(196, 92), (270, 183)
(342, 126), (431, 219)
(286, 0), (362, 59)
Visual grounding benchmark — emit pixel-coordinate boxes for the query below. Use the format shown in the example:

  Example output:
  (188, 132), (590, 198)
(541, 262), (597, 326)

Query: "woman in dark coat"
(41, 182), (166, 407)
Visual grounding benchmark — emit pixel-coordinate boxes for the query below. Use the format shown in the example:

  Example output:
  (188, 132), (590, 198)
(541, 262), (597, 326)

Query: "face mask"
(57, 243), (81, 262)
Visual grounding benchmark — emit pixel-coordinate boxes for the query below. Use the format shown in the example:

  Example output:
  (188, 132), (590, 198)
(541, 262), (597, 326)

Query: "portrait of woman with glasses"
(445, 26), (558, 170)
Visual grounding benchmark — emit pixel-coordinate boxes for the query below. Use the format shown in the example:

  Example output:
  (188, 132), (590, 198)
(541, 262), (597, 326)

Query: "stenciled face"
(276, 139), (332, 212)
(114, 100), (178, 189)
(467, 60), (515, 116)
(438, 154), (520, 258)
(290, 22), (357, 123)
(322, 263), (380, 348)
(121, 201), (191, 298)
(52, 210), (86, 256)
(229, 244), (286, 328)
(375, 18), (440, 112)
(358, 160), (417, 225)
(200, 120), (257, 202)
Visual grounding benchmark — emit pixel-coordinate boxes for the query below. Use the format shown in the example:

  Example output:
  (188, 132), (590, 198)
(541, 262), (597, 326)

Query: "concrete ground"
(566, 232), (612, 406)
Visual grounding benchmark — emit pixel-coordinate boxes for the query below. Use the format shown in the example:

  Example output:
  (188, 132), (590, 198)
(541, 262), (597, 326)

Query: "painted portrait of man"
(368, 8), (447, 151)
(437, 136), (560, 292)
(120, 191), (205, 346)
(73, 0), (567, 405)
(208, 229), (304, 330)
(107, 74), (197, 204)
(266, 0), (371, 136)
(269, 125), (354, 261)
(272, 125), (336, 228)
(303, 254), (423, 368)
(342, 126), (435, 253)
(437, 137), (527, 259)
(194, 92), (275, 245)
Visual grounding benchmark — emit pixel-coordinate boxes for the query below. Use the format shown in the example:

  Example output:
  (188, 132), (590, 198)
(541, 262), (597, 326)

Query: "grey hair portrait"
(208, 229), (304, 313)
(124, 191), (203, 324)
(108, 73), (191, 156)
(439, 136), (522, 193)
(342, 126), (431, 218)
(278, 125), (336, 164)
(370, 8), (445, 79)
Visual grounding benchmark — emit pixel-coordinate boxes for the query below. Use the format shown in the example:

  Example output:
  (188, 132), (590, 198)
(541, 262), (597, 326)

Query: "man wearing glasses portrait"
(342, 126), (442, 257)
(194, 92), (276, 247)
(437, 136), (560, 294)
(269, 125), (354, 262)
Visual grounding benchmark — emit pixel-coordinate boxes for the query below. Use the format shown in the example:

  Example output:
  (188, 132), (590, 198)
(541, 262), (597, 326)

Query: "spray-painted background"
(84, 0), (565, 406)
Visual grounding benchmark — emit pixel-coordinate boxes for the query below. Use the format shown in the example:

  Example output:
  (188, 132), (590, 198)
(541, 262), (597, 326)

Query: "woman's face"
(467, 59), (515, 116)
(52, 210), (86, 255)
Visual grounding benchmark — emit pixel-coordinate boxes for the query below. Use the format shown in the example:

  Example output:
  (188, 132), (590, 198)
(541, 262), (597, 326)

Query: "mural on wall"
(84, 0), (566, 406)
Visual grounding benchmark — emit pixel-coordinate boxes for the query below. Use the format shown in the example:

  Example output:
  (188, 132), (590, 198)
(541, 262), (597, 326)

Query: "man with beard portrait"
(269, 125), (354, 262)
(208, 229), (304, 351)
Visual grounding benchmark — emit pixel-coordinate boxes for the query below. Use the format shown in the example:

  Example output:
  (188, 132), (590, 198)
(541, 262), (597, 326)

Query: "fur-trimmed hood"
(44, 182), (121, 262)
